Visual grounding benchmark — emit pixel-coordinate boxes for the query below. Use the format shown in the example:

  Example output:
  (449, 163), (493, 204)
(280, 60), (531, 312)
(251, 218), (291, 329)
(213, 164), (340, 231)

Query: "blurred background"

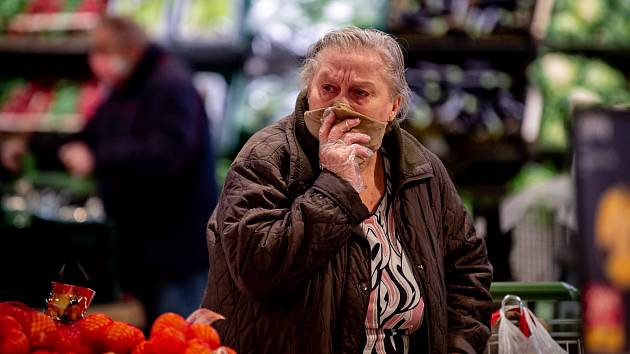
(0, 0), (628, 337)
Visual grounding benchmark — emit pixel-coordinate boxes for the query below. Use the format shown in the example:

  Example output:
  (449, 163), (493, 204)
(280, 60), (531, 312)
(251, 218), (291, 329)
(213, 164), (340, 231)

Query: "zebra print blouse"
(361, 156), (425, 354)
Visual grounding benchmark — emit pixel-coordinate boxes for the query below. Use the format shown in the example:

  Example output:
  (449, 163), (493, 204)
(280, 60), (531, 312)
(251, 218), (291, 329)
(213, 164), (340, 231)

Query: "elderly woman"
(202, 27), (492, 354)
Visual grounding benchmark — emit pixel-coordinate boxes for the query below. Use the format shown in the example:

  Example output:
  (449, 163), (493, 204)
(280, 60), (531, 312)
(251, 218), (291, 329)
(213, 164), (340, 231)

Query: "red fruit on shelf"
(76, 0), (107, 13)
(151, 312), (188, 336)
(1, 84), (35, 114)
(0, 302), (30, 315)
(26, 0), (64, 13)
(131, 340), (157, 354)
(151, 326), (187, 354)
(0, 305), (30, 339)
(0, 327), (30, 354)
(77, 313), (113, 348)
(185, 339), (211, 354)
(213, 346), (237, 354)
(102, 321), (145, 354)
(0, 315), (24, 335)
(186, 323), (221, 350)
(50, 323), (92, 354)
(77, 81), (103, 119)
(26, 86), (55, 114)
(23, 311), (57, 349)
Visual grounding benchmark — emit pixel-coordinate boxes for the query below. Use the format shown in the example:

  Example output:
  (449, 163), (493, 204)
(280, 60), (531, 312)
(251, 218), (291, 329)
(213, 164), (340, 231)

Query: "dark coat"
(202, 93), (492, 353)
(79, 45), (217, 281)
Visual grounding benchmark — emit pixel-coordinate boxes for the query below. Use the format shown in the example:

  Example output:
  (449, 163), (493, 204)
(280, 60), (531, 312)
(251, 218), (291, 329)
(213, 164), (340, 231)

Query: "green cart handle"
(490, 282), (580, 302)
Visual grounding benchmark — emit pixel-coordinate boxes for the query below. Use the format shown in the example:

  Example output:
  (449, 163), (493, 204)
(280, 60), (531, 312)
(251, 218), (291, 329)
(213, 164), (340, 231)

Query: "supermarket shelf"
(170, 42), (247, 71)
(397, 34), (533, 54)
(539, 42), (630, 73)
(542, 38), (630, 53)
(541, 40), (630, 60)
(0, 113), (84, 133)
(444, 137), (528, 189)
(0, 35), (91, 54)
(6, 12), (100, 33)
(0, 37), (248, 69)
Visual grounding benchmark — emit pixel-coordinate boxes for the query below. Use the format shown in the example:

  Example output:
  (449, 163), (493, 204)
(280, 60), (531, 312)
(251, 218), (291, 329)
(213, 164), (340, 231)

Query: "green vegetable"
(581, 59), (626, 95)
(21, 153), (96, 197)
(49, 81), (79, 115)
(0, 0), (26, 32)
(112, 0), (166, 37)
(509, 163), (558, 193)
(529, 53), (630, 150)
(538, 53), (579, 96)
(63, 0), (82, 12)
(547, 0), (630, 47)
(571, 0), (606, 25)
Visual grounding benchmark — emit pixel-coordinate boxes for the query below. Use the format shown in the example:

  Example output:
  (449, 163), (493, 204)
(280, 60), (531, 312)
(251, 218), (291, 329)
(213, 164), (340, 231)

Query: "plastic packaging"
(45, 282), (96, 323)
(497, 295), (567, 354)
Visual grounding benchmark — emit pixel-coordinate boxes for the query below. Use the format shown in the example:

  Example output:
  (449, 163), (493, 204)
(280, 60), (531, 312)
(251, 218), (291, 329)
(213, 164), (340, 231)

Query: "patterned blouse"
(361, 157), (425, 354)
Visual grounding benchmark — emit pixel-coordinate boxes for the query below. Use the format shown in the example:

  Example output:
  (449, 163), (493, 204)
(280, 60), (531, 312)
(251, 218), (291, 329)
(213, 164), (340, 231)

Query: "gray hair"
(300, 27), (411, 121)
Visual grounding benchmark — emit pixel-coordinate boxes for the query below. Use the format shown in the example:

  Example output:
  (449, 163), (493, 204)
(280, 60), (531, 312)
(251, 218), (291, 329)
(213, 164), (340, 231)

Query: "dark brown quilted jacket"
(202, 93), (493, 354)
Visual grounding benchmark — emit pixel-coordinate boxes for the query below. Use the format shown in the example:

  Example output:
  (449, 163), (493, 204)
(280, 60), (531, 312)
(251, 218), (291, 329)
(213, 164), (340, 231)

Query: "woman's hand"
(318, 108), (372, 192)
(1, 136), (27, 173)
(59, 142), (95, 178)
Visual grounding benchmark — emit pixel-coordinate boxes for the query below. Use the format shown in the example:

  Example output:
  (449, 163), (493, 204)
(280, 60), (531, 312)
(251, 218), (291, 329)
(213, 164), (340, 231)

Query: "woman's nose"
(336, 95), (352, 106)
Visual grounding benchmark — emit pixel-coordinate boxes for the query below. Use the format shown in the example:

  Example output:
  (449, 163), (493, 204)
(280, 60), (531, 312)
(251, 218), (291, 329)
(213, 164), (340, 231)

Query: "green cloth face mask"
(303, 102), (389, 152)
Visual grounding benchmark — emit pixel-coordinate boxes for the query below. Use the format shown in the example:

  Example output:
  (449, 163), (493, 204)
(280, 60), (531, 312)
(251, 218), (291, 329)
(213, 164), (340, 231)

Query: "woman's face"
(307, 47), (401, 124)
(88, 26), (132, 87)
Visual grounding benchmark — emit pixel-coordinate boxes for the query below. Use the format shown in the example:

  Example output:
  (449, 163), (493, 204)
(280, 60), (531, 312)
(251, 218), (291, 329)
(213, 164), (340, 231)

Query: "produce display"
(0, 301), (236, 354)
(246, 0), (387, 56)
(546, 0), (630, 48)
(0, 0), (107, 33)
(2, 176), (103, 228)
(222, 70), (300, 154)
(172, 0), (240, 44)
(108, 0), (167, 40)
(528, 53), (630, 150)
(389, 0), (534, 37)
(0, 78), (101, 132)
(406, 61), (524, 138)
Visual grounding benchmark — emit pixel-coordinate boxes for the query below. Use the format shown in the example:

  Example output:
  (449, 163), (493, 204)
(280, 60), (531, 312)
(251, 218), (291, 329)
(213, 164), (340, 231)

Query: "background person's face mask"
(304, 102), (389, 152)
(88, 53), (131, 87)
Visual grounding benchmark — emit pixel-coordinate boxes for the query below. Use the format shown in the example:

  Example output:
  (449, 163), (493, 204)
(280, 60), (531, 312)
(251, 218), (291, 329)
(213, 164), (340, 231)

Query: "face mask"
(304, 101), (389, 152)
(88, 53), (131, 86)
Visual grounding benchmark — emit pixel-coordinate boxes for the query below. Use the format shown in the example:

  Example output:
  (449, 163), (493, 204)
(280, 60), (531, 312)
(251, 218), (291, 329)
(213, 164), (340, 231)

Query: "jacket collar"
(291, 91), (434, 192)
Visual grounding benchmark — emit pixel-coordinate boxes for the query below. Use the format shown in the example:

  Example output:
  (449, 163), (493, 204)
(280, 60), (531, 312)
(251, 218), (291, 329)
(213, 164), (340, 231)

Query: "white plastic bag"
(497, 295), (568, 354)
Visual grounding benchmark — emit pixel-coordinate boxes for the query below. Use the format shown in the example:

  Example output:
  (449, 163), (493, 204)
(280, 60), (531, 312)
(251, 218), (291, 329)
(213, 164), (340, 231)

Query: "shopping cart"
(485, 282), (583, 354)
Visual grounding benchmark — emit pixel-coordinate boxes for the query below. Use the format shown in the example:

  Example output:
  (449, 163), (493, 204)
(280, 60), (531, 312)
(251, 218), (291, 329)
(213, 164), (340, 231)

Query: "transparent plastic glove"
(186, 308), (226, 325)
(318, 108), (372, 192)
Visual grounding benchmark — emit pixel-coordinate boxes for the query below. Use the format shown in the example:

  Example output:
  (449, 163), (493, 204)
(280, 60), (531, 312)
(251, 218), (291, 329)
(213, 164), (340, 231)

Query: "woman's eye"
(354, 89), (369, 97)
(322, 84), (335, 93)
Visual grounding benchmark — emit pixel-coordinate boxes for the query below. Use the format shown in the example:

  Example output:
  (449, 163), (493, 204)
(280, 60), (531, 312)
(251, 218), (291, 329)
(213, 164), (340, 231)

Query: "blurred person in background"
(202, 27), (492, 354)
(1, 16), (218, 325)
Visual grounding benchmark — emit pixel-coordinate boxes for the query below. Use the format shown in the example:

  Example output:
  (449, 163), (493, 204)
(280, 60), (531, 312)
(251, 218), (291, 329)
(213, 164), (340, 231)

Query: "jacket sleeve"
(215, 156), (370, 300)
(90, 80), (203, 179)
(434, 158), (493, 354)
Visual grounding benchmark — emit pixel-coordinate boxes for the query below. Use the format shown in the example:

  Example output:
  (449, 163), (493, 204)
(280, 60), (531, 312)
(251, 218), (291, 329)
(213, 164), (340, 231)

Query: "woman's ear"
(389, 95), (402, 121)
